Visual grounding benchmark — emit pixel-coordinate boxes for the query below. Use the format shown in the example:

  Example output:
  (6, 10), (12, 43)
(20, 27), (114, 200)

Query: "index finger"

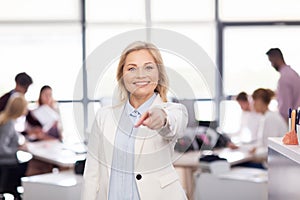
(134, 111), (150, 128)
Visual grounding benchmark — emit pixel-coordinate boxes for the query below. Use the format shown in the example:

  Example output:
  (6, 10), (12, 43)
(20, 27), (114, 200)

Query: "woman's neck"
(261, 106), (268, 114)
(129, 93), (154, 109)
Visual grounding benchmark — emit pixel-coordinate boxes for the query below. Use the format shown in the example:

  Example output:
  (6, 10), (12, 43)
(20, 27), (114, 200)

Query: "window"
(1, 0), (300, 143)
(0, 0), (80, 21)
(223, 26), (300, 96)
(219, 0), (300, 22)
(151, 0), (214, 22)
(86, 0), (145, 22)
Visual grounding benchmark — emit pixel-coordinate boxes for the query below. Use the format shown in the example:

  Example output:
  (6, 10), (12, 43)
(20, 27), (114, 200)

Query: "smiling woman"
(116, 41), (169, 103)
(82, 41), (188, 200)
(122, 49), (160, 108)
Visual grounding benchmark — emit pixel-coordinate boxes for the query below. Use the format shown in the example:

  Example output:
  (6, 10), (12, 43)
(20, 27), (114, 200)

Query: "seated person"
(236, 88), (287, 169)
(233, 91), (262, 144)
(251, 88), (287, 156)
(23, 85), (63, 176)
(24, 85), (62, 141)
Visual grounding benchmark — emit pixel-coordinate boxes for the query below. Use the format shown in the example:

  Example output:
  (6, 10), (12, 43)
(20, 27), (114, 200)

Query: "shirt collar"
(279, 65), (290, 73)
(126, 93), (157, 116)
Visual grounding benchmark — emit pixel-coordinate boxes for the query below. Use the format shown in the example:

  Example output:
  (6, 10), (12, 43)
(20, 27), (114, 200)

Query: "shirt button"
(136, 174), (142, 180)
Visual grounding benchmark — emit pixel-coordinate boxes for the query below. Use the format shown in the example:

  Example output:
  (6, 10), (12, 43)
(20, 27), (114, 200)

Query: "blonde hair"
(0, 93), (27, 125)
(116, 41), (169, 102)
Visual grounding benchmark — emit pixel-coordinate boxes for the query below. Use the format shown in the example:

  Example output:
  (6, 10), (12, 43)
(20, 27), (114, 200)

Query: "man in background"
(0, 72), (33, 112)
(266, 48), (300, 121)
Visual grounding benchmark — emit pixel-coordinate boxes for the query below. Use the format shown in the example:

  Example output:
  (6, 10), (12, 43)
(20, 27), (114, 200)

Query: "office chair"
(175, 99), (222, 151)
(177, 99), (199, 128)
(74, 159), (86, 175)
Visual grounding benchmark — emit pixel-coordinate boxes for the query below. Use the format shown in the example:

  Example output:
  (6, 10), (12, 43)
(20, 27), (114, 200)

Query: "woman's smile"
(133, 80), (151, 86)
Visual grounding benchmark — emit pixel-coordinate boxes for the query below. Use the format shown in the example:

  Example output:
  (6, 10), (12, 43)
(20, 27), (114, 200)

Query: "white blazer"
(82, 95), (188, 200)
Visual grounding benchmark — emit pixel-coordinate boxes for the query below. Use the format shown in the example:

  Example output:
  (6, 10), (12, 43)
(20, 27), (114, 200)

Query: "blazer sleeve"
(82, 111), (103, 200)
(155, 102), (188, 140)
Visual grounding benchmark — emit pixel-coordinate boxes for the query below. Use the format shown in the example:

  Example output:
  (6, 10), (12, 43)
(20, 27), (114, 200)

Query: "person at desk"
(0, 93), (28, 199)
(24, 85), (63, 176)
(250, 88), (287, 167)
(82, 41), (188, 200)
(234, 91), (261, 144)
(24, 85), (62, 141)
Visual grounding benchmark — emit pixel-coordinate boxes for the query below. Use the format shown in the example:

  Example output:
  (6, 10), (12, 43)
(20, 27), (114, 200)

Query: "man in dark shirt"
(0, 72), (33, 111)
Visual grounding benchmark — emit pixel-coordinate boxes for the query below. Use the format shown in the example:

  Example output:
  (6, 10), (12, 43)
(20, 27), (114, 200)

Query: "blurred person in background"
(24, 85), (62, 141)
(234, 91), (262, 144)
(266, 48), (300, 121)
(0, 72), (32, 112)
(250, 88), (287, 168)
(0, 93), (28, 199)
(24, 85), (63, 176)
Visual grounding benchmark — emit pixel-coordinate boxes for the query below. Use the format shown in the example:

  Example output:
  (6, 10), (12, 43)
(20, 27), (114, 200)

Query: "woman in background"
(25, 85), (63, 176)
(25, 85), (62, 141)
(252, 88), (287, 149)
(250, 88), (287, 167)
(0, 93), (27, 165)
(0, 93), (28, 199)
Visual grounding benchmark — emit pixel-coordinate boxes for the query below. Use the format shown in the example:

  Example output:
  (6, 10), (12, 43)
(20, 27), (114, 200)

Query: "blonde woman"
(82, 41), (188, 200)
(0, 93), (28, 199)
(0, 93), (27, 165)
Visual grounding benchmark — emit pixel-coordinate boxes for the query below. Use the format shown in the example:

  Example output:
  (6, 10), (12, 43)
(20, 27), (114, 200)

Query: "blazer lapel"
(105, 104), (125, 178)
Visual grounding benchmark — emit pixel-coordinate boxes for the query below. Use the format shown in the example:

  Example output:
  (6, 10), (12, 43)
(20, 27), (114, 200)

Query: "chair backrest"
(74, 159), (86, 175)
(178, 99), (198, 128)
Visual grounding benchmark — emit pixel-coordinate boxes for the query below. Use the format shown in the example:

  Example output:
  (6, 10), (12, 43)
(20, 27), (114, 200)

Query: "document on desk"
(26, 140), (87, 167)
(215, 147), (254, 165)
(63, 143), (87, 154)
(31, 105), (59, 132)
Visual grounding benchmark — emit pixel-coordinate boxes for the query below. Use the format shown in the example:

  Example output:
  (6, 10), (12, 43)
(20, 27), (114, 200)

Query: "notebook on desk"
(62, 142), (87, 154)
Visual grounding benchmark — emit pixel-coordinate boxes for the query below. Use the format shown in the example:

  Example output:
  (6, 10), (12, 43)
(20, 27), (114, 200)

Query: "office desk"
(268, 137), (300, 200)
(22, 170), (83, 200)
(25, 140), (86, 168)
(172, 147), (255, 200)
(173, 148), (254, 167)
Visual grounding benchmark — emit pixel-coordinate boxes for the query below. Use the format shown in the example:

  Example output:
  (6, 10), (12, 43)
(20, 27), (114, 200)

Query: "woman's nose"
(136, 67), (146, 77)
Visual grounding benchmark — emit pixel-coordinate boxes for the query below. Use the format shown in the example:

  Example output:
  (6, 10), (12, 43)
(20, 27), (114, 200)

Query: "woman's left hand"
(135, 108), (167, 130)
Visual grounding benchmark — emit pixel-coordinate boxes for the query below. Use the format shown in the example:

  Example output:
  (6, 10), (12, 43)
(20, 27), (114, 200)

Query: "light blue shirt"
(108, 93), (157, 200)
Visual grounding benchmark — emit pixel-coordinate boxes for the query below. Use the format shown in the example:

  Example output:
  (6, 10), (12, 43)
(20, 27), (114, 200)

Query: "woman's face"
(122, 49), (159, 100)
(40, 88), (53, 106)
(253, 98), (265, 113)
(237, 100), (250, 111)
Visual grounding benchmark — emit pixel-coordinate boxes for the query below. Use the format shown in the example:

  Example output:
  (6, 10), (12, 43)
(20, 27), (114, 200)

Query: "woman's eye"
(145, 65), (154, 70)
(128, 67), (136, 72)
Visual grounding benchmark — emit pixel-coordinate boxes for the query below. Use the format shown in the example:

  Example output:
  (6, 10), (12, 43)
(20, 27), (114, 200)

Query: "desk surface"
(26, 140), (86, 168)
(268, 136), (300, 164)
(172, 147), (255, 168)
(22, 170), (83, 200)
